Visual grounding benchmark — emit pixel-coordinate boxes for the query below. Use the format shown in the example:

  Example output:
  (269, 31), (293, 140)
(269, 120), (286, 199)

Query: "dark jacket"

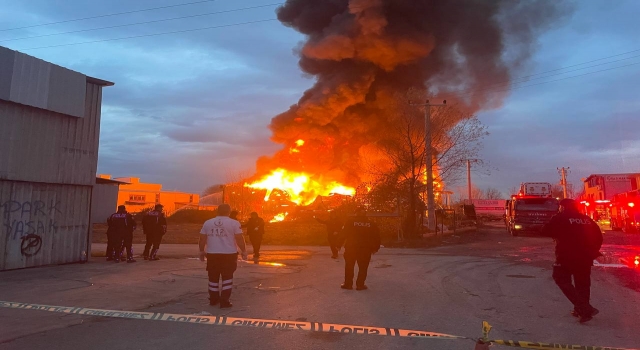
(245, 217), (265, 236)
(316, 217), (342, 236)
(142, 210), (167, 236)
(541, 209), (603, 266)
(339, 215), (381, 253)
(107, 211), (136, 233)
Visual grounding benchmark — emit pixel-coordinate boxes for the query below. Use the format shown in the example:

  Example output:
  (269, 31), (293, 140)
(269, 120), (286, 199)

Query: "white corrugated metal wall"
(91, 183), (119, 224)
(0, 74), (108, 270)
(0, 181), (91, 270)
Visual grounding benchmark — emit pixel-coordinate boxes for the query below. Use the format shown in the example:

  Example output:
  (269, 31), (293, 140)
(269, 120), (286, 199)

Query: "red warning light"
(635, 256), (639, 268)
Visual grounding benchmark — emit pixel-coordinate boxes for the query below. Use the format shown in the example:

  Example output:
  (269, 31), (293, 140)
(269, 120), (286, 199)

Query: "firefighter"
(339, 207), (381, 290)
(107, 205), (136, 263)
(243, 212), (265, 259)
(142, 204), (167, 261)
(542, 198), (603, 323)
(315, 211), (342, 259)
(199, 204), (248, 308)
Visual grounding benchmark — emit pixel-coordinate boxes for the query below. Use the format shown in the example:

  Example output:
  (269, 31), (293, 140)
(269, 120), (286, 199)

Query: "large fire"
(246, 168), (355, 206)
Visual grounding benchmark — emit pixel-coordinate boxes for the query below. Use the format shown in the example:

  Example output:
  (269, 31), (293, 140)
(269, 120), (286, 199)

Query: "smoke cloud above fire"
(252, 0), (567, 190)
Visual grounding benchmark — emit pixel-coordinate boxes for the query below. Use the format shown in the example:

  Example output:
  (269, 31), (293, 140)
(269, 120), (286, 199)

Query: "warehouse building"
(0, 46), (113, 270)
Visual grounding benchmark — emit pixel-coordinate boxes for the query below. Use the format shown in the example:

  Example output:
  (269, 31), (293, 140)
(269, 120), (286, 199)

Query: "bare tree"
(484, 187), (504, 199)
(366, 90), (489, 235)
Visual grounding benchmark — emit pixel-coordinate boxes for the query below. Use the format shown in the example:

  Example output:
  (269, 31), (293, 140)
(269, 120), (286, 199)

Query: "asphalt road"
(0, 225), (638, 350)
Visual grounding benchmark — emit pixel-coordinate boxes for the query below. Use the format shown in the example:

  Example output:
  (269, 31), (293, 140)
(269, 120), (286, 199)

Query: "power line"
(0, 0), (219, 32)
(451, 49), (640, 95)
(0, 3), (281, 43)
(16, 19), (278, 51)
(454, 61), (640, 98)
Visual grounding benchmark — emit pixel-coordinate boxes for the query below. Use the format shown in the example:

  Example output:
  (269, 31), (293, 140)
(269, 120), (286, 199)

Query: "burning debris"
(247, 0), (566, 213)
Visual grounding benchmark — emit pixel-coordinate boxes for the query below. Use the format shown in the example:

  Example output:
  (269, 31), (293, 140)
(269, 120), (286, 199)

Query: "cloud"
(1, 0), (639, 197)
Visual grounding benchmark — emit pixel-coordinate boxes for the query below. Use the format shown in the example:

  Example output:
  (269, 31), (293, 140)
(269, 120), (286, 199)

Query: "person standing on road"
(142, 204), (167, 261)
(199, 204), (248, 308)
(243, 212), (265, 259)
(315, 211), (342, 259)
(107, 205), (137, 263)
(339, 207), (381, 290)
(542, 198), (603, 323)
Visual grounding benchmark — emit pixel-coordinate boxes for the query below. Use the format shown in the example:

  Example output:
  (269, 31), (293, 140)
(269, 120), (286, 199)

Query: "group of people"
(107, 197), (602, 324)
(105, 204), (167, 263)
(198, 204), (381, 308)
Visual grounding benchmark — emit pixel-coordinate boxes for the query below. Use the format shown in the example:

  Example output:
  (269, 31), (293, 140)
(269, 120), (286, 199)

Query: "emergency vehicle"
(504, 182), (559, 236)
(609, 190), (640, 233)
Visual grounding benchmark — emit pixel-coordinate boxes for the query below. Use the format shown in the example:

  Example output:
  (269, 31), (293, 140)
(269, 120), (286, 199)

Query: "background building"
(113, 177), (200, 215)
(582, 173), (640, 201)
(0, 46), (112, 270)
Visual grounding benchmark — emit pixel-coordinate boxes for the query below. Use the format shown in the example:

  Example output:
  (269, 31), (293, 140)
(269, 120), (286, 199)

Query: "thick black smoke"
(253, 0), (567, 186)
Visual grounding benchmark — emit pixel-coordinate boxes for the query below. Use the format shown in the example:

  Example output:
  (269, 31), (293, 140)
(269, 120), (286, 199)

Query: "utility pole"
(409, 99), (446, 231)
(558, 167), (570, 199)
(466, 159), (480, 203)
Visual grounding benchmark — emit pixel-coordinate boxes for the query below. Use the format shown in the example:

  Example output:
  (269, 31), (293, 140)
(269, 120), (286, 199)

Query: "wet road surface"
(1, 226), (638, 350)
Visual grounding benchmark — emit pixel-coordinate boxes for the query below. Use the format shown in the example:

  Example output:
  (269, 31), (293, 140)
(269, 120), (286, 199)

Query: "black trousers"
(552, 263), (593, 314)
(143, 232), (163, 256)
(344, 250), (372, 287)
(122, 232), (134, 258)
(249, 234), (262, 257)
(207, 254), (238, 303)
(328, 234), (340, 256)
(106, 230), (122, 258)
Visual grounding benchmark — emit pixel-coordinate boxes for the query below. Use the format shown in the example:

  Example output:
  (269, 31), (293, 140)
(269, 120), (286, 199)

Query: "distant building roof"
(96, 177), (129, 185)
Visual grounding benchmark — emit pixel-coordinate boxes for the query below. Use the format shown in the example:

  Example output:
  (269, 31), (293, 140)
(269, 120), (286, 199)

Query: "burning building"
(246, 0), (566, 216)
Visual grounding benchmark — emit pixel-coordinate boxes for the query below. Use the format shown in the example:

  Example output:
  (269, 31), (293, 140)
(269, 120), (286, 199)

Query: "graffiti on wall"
(20, 234), (43, 256)
(1, 201), (62, 256)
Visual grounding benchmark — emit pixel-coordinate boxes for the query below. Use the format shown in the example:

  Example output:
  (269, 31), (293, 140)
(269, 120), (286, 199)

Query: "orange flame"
(246, 168), (355, 205)
(289, 139), (306, 154)
(270, 212), (289, 223)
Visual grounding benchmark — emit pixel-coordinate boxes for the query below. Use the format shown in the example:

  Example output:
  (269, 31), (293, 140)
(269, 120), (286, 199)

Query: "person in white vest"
(199, 204), (248, 308)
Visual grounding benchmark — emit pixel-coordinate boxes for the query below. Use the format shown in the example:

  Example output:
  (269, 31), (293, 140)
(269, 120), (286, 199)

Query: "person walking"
(107, 205), (136, 263)
(542, 198), (603, 323)
(339, 207), (381, 291)
(244, 212), (265, 259)
(315, 211), (342, 259)
(142, 204), (167, 261)
(199, 204), (248, 308)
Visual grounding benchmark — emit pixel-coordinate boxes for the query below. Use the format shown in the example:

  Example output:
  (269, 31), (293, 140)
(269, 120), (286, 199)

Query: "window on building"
(129, 195), (146, 202)
(189, 195), (193, 203)
(155, 194), (160, 203)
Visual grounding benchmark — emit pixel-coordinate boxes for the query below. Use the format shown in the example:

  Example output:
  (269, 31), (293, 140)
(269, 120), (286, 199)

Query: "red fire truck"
(609, 190), (640, 233)
(504, 182), (559, 236)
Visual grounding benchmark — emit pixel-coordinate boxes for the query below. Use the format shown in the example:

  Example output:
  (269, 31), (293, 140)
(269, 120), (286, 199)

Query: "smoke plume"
(253, 0), (567, 186)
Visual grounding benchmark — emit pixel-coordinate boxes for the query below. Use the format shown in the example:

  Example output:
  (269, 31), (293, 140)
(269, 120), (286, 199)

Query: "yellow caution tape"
(489, 339), (639, 350)
(0, 301), (468, 341)
(482, 321), (639, 350)
(2, 302), (635, 350)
